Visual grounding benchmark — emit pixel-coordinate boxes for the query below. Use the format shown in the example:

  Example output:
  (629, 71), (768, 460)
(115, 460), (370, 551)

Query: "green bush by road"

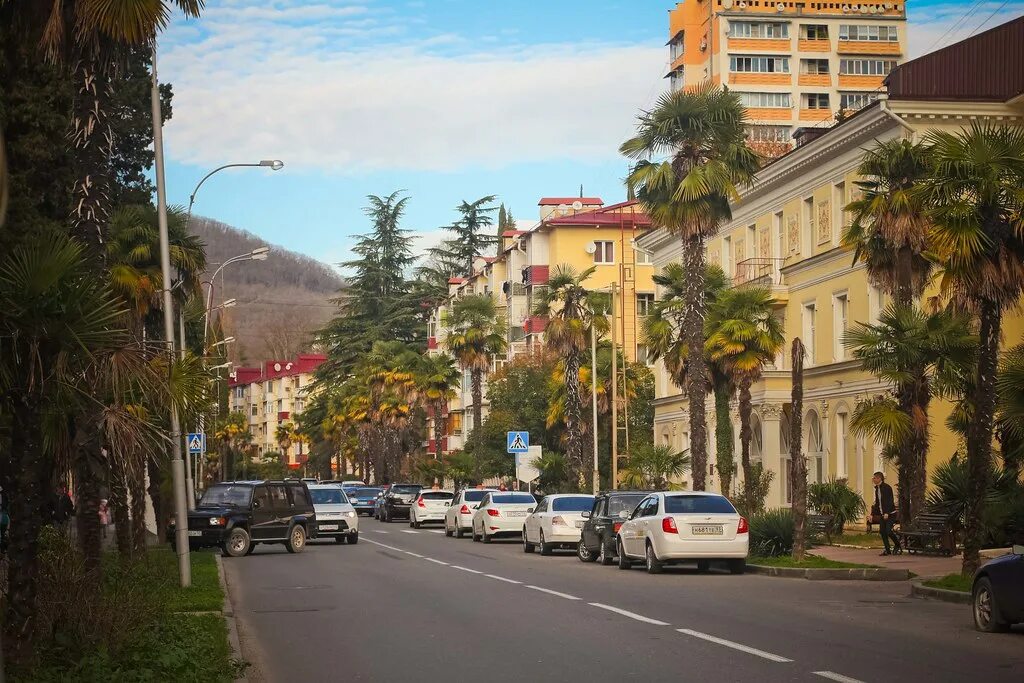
(922, 573), (972, 593)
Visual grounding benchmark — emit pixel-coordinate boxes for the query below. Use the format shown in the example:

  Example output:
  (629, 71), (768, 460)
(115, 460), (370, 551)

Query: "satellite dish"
(273, 363), (281, 372)
(722, 0), (734, 8)
(775, 2), (785, 11)
(571, 200), (583, 211)
(584, 242), (598, 254)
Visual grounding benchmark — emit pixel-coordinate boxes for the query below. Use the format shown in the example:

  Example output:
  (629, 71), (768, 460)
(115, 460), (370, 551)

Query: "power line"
(924, 0), (986, 54)
(967, 0), (1012, 38)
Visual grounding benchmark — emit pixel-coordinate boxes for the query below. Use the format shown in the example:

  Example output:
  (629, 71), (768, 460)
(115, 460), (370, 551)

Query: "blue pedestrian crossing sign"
(506, 431), (529, 454)
(187, 433), (205, 454)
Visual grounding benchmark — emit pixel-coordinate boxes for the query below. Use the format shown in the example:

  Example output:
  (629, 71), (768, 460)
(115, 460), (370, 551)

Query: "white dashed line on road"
(588, 602), (670, 626)
(451, 565), (483, 574)
(484, 574), (522, 585)
(372, 530), (389, 534)
(813, 672), (865, 683)
(526, 585), (580, 601)
(400, 530), (419, 534)
(424, 558), (449, 566)
(404, 551), (425, 558)
(428, 530), (444, 534)
(677, 629), (792, 663)
(363, 539), (403, 552)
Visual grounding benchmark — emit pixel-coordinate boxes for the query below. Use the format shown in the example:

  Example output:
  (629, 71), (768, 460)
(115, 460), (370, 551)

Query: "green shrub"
(749, 508), (795, 557)
(808, 477), (867, 540)
(926, 455), (1021, 545)
(733, 463), (775, 517)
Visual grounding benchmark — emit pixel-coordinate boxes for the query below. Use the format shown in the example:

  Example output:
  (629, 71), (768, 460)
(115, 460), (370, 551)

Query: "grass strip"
(749, 554), (880, 569)
(922, 572), (971, 593)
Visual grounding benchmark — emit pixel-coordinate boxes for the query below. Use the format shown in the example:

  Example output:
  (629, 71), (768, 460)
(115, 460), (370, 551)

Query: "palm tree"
(920, 123), (1024, 575)
(619, 442), (691, 490)
(276, 422), (298, 468)
(622, 83), (759, 491)
(418, 353), (460, 463)
(215, 412), (252, 481)
(444, 294), (506, 460)
(790, 338), (808, 562)
(705, 287), (784, 501)
(997, 344), (1024, 477)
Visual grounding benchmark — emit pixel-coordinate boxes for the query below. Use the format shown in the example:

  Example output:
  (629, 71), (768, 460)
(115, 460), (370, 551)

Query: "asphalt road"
(223, 517), (1023, 683)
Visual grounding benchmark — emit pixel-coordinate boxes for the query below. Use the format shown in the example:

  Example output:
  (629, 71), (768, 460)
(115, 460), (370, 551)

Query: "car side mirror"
(1013, 544), (1024, 556)
(581, 511), (591, 518)
(527, 507), (535, 514)
(253, 500), (261, 509)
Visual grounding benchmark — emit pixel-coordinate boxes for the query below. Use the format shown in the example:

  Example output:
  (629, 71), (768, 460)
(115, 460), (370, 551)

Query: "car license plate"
(507, 511), (527, 517)
(188, 530), (203, 537)
(575, 520), (585, 528)
(320, 524), (339, 531)
(691, 525), (723, 536)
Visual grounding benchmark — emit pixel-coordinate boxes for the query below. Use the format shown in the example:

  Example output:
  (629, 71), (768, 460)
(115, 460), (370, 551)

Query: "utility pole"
(610, 282), (618, 490)
(152, 47), (191, 586)
(590, 318), (600, 495)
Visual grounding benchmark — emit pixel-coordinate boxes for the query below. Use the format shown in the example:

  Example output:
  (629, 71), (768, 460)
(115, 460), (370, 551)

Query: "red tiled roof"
(448, 277), (464, 284)
(538, 197), (603, 206)
(482, 257), (497, 263)
(229, 353), (327, 387)
(501, 230), (525, 237)
(544, 200), (652, 227)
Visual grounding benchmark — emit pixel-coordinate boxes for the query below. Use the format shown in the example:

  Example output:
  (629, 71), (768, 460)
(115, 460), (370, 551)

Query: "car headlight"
(209, 517), (226, 526)
(343, 511), (356, 518)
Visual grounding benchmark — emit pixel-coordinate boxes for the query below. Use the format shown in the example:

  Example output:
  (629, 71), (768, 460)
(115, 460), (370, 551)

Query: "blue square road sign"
(187, 433), (205, 454)
(507, 431), (530, 454)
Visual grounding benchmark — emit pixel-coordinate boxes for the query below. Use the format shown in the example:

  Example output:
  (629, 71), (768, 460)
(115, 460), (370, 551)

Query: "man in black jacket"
(871, 472), (900, 556)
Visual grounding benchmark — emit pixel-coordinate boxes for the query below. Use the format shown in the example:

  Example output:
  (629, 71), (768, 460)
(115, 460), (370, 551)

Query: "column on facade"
(819, 401), (830, 484)
(760, 403), (784, 508)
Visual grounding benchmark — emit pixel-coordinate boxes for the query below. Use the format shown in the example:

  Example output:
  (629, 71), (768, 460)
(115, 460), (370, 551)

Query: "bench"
(894, 512), (957, 556)
(807, 514), (835, 543)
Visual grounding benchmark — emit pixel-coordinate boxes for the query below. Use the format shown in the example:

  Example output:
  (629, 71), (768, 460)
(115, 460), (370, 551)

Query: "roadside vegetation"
(922, 573), (973, 593)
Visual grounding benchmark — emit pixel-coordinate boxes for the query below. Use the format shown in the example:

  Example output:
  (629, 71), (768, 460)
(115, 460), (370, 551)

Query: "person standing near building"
(871, 472), (900, 556)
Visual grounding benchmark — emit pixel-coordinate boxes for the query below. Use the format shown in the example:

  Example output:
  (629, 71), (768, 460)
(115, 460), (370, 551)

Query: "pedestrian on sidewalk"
(871, 472), (901, 556)
(52, 485), (75, 534)
(98, 499), (111, 539)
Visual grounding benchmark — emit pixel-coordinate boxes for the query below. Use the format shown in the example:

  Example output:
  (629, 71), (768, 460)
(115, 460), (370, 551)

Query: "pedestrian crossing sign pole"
(187, 432), (205, 455)
(507, 431), (529, 454)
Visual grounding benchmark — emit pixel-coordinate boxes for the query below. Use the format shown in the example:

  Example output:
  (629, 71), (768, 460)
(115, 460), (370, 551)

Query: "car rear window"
(492, 494), (536, 504)
(198, 484), (252, 508)
(421, 492), (453, 500)
(607, 494), (647, 516)
(351, 488), (381, 498)
(551, 496), (594, 512)
(391, 485), (422, 495)
(310, 488), (349, 505)
(463, 490), (491, 502)
(663, 495), (736, 514)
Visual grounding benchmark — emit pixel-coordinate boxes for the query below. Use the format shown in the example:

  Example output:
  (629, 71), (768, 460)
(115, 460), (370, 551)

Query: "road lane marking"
(677, 629), (792, 663)
(526, 585), (580, 601)
(484, 574), (522, 585)
(363, 539), (403, 552)
(588, 602), (669, 626)
(813, 672), (865, 683)
(451, 565), (483, 574)
(372, 530), (389, 534)
(424, 558), (449, 566)
(428, 530), (444, 534)
(404, 551), (425, 558)
(400, 530), (419, 534)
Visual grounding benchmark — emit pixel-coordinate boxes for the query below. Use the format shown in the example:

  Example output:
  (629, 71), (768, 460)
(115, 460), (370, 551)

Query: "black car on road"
(973, 544), (1024, 632)
(380, 483), (423, 522)
(348, 486), (383, 516)
(577, 490), (650, 565)
(169, 480), (317, 557)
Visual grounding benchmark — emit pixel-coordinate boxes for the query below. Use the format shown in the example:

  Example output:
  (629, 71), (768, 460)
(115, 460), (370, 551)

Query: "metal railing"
(733, 257), (787, 287)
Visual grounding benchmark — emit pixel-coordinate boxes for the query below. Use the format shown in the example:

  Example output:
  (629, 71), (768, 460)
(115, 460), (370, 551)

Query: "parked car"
(380, 484), (424, 522)
(471, 491), (537, 543)
(615, 492), (748, 574)
(445, 488), (498, 538)
(347, 487), (382, 516)
(341, 480), (366, 491)
(577, 490), (649, 565)
(308, 484), (359, 544)
(410, 489), (454, 528)
(523, 494), (595, 556)
(972, 544), (1024, 632)
(169, 480), (316, 557)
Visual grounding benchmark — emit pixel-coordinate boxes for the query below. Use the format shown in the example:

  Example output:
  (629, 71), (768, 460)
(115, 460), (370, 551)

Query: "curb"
(215, 554), (249, 682)
(911, 581), (971, 604)
(747, 564), (910, 581)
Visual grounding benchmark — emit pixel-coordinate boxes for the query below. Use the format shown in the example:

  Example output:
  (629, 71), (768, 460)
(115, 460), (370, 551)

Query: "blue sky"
(159, 1), (1024, 271)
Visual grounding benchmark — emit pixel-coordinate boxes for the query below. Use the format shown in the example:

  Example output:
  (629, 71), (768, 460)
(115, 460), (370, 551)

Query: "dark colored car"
(577, 490), (650, 565)
(348, 487), (383, 516)
(972, 544), (1024, 632)
(168, 480), (316, 557)
(380, 484), (424, 522)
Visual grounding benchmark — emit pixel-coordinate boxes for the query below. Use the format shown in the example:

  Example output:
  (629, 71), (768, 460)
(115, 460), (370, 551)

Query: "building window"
(634, 247), (653, 265)
(801, 59), (830, 75)
(802, 196), (814, 256)
(294, 399), (304, 412)
(833, 293), (848, 361)
(730, 21), (789, 39)
(637, 293), (655, 316)
(277, 399), (283, 412)
(801, 24), (829, 40)
(802, 302), (817, 367)
(836, 411), (849, 478)
(234, 386), (244, 399)
(833, 181), (847, 240)
(669, 36), (683, 61)
(839, 92), (879, 111)
(804, 93), (831, 110)
(251, 405), (258, 417)
(722, 235), (733, 277)
(265, 380), (273, 395)
(669, 69), (685, 92)
(738, 92), (792, 108)
(448, 412), (463, 434)
(839, 59), (897, 76)
(594, 241), (615, 264)
(839, 24), (899, 42)
(637, 344), (654, 366)
(745, 125), (791, 143)
(730, 55), (790, 73)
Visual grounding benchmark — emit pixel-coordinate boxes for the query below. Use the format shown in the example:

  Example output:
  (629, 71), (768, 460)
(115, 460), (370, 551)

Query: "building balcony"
(745, 107), (794, 122)
(728, 72), (792, 86)
(837, 41), (901, 56)
(798, 73), (831, 87)
(426, 437), (449, 455)
(733, 258), (789, 304)
(522, 265), (549, 286)
(523, 315), (548, 334)
(837, 74), (885, 89)
(278, 411), (290, 421)
(799, 108), (833, 122)
(427, 336), (438, 350)
(798, 39), (830, 52)
(727, 38), (791, 52)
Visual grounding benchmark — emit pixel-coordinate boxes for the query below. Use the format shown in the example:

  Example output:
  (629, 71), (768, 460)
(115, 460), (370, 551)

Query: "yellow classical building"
(640, 17), (1024, 507)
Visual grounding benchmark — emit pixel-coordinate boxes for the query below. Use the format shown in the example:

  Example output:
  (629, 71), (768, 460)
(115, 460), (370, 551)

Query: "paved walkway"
(812, 544), (962, 578)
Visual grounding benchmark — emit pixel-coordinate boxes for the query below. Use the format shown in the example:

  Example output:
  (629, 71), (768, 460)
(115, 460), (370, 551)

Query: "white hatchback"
(523, 494), (595, 556)
(307, 484), (359, 544)
(410, 490), (454, 528)
(444, 489), (498, 539)
(616, 492), (747, 574)
(471, 491), (537, 543)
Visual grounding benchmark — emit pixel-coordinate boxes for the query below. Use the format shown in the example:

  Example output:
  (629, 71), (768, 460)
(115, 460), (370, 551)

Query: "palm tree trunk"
(909, 380), (931, 526)
(563, 351), (585, 489)
(714, 381), (734, 496)
(72, 417), (103, 571)
(471, 369), (484, 443)
(895, 380), (915, 525)
(434, 400), (445, 465)
(962, 300), (1001, 576)
(69, 57), (113, 254)
(109, 454), (132, 558)
(148, 454), (167, 534)
(682, 234), (709, 490)
(738, 376), (754, 500)
(791, 338), (808, 561)
(129, 453), (147, 555)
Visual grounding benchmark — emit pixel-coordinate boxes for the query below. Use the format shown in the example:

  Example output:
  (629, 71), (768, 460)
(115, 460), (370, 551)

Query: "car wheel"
(617, 538), (631, 570)
(599, 538), (614, 566)
(223, 527), (251, 558)
(445, 522), (454, 538)
(413, 520), (421, 529)
(456, 525), (465, 539)
(286, 524), (307, 554)
(245, 540), (258, 556)
(697, 560), (710, 573)
(577, 540), (596, 563)
(728, 559), (746, 575)
(645, 542), (664, 574)
(973, 577), (1008, 633)
(472, 526), (480, 542)
(347, 533), (359, 545)
(523, 529), (535, 553)
(482, 527), (492, 543)
(539, 530), (552, 556)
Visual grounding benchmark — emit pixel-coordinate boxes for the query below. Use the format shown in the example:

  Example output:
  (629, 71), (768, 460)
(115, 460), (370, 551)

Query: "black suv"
(168, 480), (317, 557)
(577, 490), (650, 565)
(380, 483), (423, 522)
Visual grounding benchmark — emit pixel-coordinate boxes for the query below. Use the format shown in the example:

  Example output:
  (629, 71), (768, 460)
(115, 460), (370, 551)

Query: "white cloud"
(160, 6), (667, 173)
(908, 2), (1024, 58)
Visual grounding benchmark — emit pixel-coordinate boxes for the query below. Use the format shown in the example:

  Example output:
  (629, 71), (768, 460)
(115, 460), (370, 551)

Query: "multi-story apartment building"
(426, 198), (656, 456)
(228, 353), (326, 467)
(642, 17), (1024, 506)
(667, 0), (908, 152)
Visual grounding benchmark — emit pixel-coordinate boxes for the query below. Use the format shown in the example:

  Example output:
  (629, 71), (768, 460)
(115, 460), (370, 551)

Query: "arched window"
(805, 410), (824, 484)
(780, 412), (792, 503)
(750, 415), (763, 463)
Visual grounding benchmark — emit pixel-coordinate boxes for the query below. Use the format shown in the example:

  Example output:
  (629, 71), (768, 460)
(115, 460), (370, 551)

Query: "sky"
(158, 1), (1024, 272)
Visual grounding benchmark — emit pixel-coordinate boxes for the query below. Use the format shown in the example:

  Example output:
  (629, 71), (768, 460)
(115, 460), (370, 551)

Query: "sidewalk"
(812, 544), (961, 579)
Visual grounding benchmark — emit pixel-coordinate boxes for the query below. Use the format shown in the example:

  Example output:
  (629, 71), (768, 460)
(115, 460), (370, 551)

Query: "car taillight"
(737, 516), (749, 534)
(417, 497), (426, 508)
(460, 504), (470, 514)
(552, 516), (568, 526)
(486, 508), (500, 517)
(662, 516), (678, 534)
(613, 522), (622, 534)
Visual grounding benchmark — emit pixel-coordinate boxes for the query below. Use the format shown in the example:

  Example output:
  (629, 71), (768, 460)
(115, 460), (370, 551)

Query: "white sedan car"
(523, 494), (595, 556)
(471, 491), (537, 543)
(410, 489), (454, 528)
(308, 484), (359, 544)
(616, 492), (747, 574)
(444, 488), (497, 538)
